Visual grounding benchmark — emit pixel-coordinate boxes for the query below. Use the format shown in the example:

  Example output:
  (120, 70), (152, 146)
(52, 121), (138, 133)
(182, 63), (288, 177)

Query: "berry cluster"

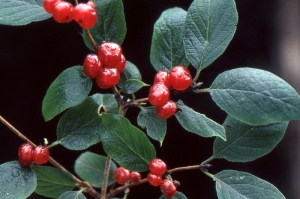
(147, 158), (177, 198)
(83, 42), (126, 89)
(114, 167), (141, 185)
(148, 66), (192, 118)
(18, 143), (50, 167)
(43, 0), (97, 29)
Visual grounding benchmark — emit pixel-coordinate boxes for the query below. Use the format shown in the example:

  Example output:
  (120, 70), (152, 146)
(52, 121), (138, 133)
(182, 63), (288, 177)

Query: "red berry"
(160, 179), (177, 198)
(43, 0), (62, 14)
(53, 1), (73, 23)
(18, 143), (34, 167)
(154, 70), (171, 90)
(169, 66), (192, 91)
(32, 145), (50, 165)
(114, 167), (130, 184)
(98, 42), (122, 66)
(83, 54), (102, 78)
(130, 171), (141, 184)
(148, 83), (170, 106)
(113, 54), (126, 72)
(156, 100), (177, 119)
(147, 172), (162, 186)
(149, 158), (167, 175)
(73, 3), (97, 29)
(96, 68), (120, 89)
(87, 1), (96, 9)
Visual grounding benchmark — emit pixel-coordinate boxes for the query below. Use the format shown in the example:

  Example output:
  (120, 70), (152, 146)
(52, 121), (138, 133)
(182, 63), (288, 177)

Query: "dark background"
(0, 0), (298, 198)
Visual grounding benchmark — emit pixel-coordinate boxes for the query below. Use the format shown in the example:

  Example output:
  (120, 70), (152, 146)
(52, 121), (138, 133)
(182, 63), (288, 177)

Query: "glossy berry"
(148, 83), (170, 106)
(149, 158), (167, 175)
(130, 171), (141, 184)
(96, 68), (120, 89)
(83, 54), (102, 78)
(114, 167), (130, 184)
(154, 70), (171, 90)
(113, 54), (126, 72)
(52, 1), (73, 23)
(147, 172), (162, 186)
(160, 179), (177, 198)
(87, 1), (96, 9)
(156, 100), (177, 119)
(43, 0), (62, 14)
(73, 3), (97, 29)
(98, 42), (122, 66)
(169, 66), (192, 91)
(32, 145), (50, 165)
(18, 143), (34, 167)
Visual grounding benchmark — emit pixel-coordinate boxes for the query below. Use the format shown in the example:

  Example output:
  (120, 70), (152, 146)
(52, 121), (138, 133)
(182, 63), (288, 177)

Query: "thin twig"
(101, 156), (112, 199)
(84, 29), (98, 52)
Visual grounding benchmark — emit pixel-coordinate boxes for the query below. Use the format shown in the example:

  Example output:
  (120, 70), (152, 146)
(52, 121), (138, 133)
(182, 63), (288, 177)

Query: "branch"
(101, 156), (112, 199)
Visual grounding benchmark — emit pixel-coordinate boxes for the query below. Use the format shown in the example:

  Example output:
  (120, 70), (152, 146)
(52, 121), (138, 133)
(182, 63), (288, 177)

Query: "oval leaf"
(209, 67), (300, 125)
(31, 165), (75, 198)
(0, 161), (36, 199)
(58, 191), (86, 199)
(0, 0), (51, 26)
(118, 61), (142, 87)
(74, 151), (117, 188)
(175, 100), (226, 141)
(42, 66), (92, 121)
(213, 116), (288, 162)
(120, 79), (148, 94)
(150, 7), (189, 71)
(214, 170), (285, 199)
(100, 113), (156, 171)
(159, 191), (187, 199)
(83, 0), (126, 50)
(57, 94), (118, 150)
(184, 0), (238, 71)
(137, 106), (167, 146)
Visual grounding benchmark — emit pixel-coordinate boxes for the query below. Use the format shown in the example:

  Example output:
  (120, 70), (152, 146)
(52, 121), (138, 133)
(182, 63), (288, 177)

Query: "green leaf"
(213, 115), (288, 162)
(214, 170), (285, 199)
(120, 79), (148, 94)
(175, 100), (226, 141)
(137, 106), (167, 146)
(184, 0), (238, 71)
(83, 0), (126, 50)
(58, 191), (86, 199)
(118, 61), (142, 87)
(150, 7), (189, 71)
(31, 166), (75, 198)
(0, 161), (36, 199)
(100, 113), (156, 171)
(0, 0), (51, 26)
(159, 191), (187, 199)
(57, 94), (118, 150)
(42, 66), (92, 121)
(209, 67), (300, 125)
(74, 151), (117, 188)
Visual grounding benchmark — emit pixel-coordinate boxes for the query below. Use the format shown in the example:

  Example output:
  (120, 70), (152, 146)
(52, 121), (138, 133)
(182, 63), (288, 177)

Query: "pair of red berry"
(149, 66), (192, 118)
(43, 0), (97, 29)
(83, 42), (126, 89)
(18, 143), (50, 167)
(147, 158), (177, 198)
(114, 167), (141, 185)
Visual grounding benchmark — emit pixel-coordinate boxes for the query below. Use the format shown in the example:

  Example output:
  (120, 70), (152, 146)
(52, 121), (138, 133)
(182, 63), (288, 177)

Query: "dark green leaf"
(0, 0), (51, 26)
(58, 191), (86, 199)
(137, 106), (167, 146)
(150, 7), (189, 71)
(213, 115), (288, 162)
(118, 61), (142, 87)
(74, 151), (117, 188)
(159, 191), (187, 199)
(214, 170), (285, 199)
(0, 161), (36, 199)
(175, 100), (226, 141)
(210, 67), (300, 125)
(100, 113), (156, 171)
(120, 79), (148, 94)
(57, 94), (118, 150)
(184, 0), (238, 71)
(31, 166), (75, 198)
(42, 66), (92, 121)
(83, 0), (126, 50)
